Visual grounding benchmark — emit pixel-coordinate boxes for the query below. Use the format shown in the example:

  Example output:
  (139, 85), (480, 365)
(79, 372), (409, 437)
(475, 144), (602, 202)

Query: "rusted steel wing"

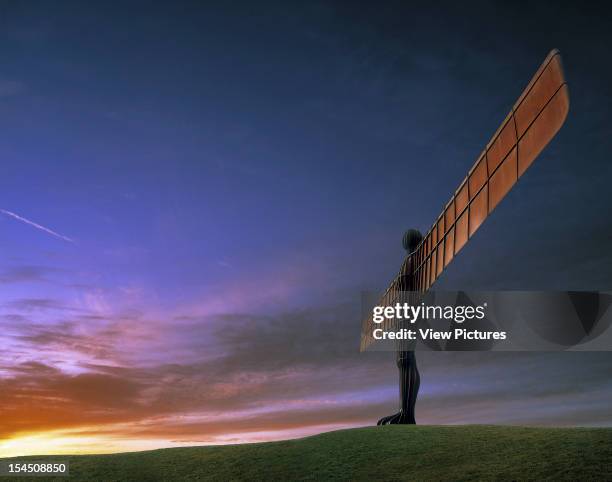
(361, 50), (569, 351)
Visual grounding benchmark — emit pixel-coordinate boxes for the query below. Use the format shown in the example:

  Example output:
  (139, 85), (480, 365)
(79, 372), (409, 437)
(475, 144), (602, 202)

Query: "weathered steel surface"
(361, 50), (569, 352)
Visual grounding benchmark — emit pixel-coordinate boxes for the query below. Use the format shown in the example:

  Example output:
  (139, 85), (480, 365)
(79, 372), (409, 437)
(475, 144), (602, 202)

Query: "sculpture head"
(402, 228), (422, 253)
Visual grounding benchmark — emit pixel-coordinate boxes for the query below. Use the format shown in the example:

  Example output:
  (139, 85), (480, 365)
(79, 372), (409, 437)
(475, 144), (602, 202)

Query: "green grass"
(2, 425), (611, 481)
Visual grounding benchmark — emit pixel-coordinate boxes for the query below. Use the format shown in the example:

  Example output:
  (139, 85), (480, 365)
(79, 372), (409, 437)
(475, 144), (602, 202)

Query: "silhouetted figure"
(370, 51), (571, 425)
(377, 229), (421, 425)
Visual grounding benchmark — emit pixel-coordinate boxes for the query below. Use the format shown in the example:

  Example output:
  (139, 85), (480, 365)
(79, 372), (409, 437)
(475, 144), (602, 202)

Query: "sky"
(1, 1), (612, 456)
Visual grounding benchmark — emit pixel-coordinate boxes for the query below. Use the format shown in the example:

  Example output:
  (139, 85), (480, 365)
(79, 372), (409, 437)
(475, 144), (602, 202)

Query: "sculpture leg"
(401, 350), (419, 424)
(377, 350), (420, 425)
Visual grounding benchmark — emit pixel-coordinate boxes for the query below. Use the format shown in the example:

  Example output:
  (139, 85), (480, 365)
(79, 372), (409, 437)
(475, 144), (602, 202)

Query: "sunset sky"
(1, 2), (612, 457)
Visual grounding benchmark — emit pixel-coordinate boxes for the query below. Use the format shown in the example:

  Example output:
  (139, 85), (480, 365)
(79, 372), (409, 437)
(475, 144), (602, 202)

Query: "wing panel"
(469, 184), (488, 237)
(444, 201), (455, 230)
(456, 181), (469, 215)
(444, 227), (455, 267)
(515, 53), (565, 137)
(468, 154), (487, 197)
(430, 246), (437, 285)
(455, 210), (469, 253)
(436, 242), (444, 276)
(437, 217), (444, 241)
(489, 146), (518, 212)
(518, 84), (570, 176)
(487, 117), (517, 173)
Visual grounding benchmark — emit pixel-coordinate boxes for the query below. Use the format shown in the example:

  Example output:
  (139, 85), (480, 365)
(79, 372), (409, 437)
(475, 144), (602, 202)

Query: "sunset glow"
(1, 2), (611, 460)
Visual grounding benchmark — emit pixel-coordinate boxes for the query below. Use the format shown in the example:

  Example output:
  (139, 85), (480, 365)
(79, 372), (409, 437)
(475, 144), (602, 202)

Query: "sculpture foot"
(377, 411), (415, 425)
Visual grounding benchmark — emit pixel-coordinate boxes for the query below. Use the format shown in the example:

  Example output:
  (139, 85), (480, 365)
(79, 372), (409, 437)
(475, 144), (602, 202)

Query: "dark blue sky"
(1, 2), (611, 293)
(0, 1), (611, 455)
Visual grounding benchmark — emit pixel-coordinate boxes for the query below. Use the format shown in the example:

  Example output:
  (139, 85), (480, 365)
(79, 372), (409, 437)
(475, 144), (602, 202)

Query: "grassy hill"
(2, 425), (611, 481)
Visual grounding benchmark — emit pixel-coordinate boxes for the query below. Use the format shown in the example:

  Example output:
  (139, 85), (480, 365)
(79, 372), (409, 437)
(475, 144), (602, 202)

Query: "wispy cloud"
(0, 209), (74, 243)
(0, 265), (56, 284)
(2, 289), (611, 452)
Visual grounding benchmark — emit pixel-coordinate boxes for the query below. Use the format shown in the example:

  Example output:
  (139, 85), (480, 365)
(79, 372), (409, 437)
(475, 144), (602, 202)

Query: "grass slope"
(3, 425), (612, 481)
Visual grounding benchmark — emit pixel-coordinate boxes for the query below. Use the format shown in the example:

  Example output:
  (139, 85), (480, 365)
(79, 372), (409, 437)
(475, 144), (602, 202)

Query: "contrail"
(0, 209), (75, 243)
